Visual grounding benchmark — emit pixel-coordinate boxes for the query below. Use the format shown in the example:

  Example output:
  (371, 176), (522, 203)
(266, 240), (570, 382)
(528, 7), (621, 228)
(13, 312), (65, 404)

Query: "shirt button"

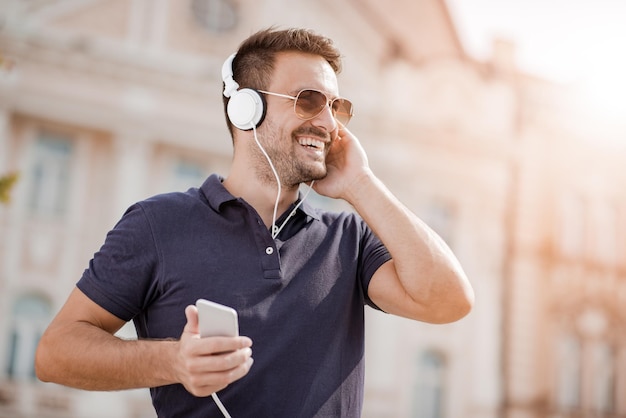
(265, 247), (274, 255)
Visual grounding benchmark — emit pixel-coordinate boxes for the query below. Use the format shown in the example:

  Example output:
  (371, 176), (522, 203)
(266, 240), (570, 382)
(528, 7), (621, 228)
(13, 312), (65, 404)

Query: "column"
(110, 131), (152, 225)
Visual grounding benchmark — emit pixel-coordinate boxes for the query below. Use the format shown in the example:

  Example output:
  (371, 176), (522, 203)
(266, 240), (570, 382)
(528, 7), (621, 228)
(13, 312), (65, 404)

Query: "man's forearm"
(36, 321), (179, 391)
(345, 170), (474, 321)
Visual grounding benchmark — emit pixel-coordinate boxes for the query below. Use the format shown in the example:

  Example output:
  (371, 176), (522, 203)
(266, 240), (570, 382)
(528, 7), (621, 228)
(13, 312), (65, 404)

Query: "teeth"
(298, 137), (325, 149)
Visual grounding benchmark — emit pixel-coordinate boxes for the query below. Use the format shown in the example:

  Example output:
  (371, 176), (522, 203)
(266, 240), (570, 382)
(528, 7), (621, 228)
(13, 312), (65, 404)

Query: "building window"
(28, 132), (74, 217)
(169, 158), (207, 192)
(412, 350), (446, 418)
(559, 193), (586, 258)
(592, 342), (615, 413)
(191, 0), (238, 33)
(555, 333), (581, 410)
(5, 294), (52, 380)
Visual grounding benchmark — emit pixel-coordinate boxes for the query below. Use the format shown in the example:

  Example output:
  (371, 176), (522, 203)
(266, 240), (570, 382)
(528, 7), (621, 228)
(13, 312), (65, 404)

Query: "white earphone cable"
(251, 125), (314, 239)
(271, 180), (314, 239)
(251, 125), (282, 238)
(211, 392), (232, 418)
(212, 127), (316, 418)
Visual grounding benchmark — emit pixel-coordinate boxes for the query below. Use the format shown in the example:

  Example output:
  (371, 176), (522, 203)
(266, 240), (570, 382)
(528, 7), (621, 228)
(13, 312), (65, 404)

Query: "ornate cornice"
(0, 25), (221, 95)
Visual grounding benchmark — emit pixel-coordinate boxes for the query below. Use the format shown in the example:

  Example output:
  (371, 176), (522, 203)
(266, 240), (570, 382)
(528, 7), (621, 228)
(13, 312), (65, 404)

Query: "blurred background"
(1, 0), (625, 417)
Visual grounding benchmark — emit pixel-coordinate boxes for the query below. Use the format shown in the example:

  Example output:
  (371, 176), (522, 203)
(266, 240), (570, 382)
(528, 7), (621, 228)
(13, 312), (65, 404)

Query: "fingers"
(332, 122), (345, 142)
(336, 120), (354, 138)
(183, 305), (199, 335)
(181, 346), (254, 397)
(178, 305), (254, 397)
(182, 335), (252, 358)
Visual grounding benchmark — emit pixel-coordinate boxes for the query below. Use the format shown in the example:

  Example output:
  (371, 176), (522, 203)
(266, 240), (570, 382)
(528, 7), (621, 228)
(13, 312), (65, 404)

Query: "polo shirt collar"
(200, 174), (320, 221)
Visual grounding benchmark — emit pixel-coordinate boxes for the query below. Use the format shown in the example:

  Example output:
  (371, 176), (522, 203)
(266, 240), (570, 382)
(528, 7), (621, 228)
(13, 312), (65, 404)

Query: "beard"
(251, 120), (331, 188)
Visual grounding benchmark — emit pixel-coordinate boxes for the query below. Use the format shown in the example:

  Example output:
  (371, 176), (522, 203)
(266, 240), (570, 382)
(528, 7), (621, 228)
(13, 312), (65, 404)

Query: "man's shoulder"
(145, 187), (201, 204)
(132, 187), (206, 221)
(141, 187), (201, 207)
(137, 174), (222, 212)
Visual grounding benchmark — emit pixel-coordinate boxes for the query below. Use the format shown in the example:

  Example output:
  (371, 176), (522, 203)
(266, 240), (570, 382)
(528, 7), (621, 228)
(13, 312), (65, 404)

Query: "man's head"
(222, 27), (343, 138)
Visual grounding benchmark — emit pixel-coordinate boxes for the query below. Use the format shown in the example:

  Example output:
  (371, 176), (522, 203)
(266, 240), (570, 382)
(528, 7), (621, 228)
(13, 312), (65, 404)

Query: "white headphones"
(221, 53), (266, 131)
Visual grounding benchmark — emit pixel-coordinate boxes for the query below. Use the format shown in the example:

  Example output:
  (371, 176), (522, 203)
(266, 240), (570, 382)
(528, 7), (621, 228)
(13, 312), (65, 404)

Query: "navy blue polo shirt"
(78, 174), (391, 418)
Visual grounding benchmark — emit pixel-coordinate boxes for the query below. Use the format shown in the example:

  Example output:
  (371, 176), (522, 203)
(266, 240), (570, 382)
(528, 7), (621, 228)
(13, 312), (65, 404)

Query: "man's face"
(253, 51), (340, 188)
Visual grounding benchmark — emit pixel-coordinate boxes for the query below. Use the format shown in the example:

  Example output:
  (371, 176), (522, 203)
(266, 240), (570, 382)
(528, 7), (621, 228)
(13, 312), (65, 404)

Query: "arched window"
(592, 342), (615, 413)
(5, 294), (52, 380)
(555, 332), (582, 410)
(28, 132), (74, 217)
(412, 349), (447, 418)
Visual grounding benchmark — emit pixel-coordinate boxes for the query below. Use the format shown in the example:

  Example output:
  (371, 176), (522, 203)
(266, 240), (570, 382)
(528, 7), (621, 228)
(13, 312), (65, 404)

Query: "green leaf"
(0, 172), (19, 205)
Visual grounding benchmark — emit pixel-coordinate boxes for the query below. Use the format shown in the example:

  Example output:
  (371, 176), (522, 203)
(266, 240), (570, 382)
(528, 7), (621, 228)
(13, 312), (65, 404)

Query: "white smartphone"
(196, 299), (239, 338)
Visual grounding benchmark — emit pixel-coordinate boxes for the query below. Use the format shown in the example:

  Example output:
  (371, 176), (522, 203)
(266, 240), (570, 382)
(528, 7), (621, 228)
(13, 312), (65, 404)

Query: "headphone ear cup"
(227, 88), (266, 131)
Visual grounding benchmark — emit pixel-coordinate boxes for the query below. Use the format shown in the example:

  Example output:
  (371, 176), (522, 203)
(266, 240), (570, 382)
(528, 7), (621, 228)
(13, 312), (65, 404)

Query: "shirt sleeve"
(77, 203), (160, 322)
(358, 219), (392, 311)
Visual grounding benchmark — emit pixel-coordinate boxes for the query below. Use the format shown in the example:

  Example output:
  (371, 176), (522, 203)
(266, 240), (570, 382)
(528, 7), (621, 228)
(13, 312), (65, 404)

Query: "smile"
(298, 137), (325, 151)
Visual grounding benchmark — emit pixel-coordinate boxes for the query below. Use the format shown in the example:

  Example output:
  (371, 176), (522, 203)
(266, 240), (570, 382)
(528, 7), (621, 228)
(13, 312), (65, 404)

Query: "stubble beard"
(252, 121), (329, 188)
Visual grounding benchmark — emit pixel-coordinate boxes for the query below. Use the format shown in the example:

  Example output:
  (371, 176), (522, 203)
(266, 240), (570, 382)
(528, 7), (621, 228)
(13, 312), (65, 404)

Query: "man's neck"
(223, 174), (300, 229)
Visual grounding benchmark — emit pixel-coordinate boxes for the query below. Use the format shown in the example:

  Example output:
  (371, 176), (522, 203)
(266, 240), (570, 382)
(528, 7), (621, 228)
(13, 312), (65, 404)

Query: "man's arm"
(315, 126), (474, 323)
(35, 287), (254, 396)
(347, 172), (473, 323)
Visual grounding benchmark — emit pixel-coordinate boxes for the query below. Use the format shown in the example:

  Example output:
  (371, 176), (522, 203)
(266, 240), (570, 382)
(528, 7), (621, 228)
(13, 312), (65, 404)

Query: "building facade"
(0, 0), (625, 417)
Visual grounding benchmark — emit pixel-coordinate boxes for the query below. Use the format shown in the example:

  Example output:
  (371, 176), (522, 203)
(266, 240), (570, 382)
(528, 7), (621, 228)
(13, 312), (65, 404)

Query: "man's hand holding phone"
(175, 301), (253, 398)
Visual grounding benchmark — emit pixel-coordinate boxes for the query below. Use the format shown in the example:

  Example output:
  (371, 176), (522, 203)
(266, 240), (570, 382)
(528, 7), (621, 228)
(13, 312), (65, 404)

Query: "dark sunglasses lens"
(295, 90), (326, 119)
(295, 89), (353, 125)
(332, 98), (353, 125)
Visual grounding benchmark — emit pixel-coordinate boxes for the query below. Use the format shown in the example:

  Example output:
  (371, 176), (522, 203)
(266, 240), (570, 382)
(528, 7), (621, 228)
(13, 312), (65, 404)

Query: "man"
(36, 28), (474, 417)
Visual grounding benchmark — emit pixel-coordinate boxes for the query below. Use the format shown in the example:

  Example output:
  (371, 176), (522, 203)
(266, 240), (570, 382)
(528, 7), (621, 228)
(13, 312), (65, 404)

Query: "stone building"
(0, 0), (625, 417)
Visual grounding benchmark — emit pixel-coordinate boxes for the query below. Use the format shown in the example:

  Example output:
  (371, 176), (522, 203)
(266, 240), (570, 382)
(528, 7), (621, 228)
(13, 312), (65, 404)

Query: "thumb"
(183, 304), (199, 335)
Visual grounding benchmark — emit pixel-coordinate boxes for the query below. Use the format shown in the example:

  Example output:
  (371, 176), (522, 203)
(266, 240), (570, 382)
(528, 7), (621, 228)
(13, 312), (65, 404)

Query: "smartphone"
(196, 299), (239, 338)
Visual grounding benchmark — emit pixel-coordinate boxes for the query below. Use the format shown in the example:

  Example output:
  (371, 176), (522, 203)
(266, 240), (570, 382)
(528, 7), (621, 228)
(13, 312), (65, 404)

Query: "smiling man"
(35, 28), (474, 418)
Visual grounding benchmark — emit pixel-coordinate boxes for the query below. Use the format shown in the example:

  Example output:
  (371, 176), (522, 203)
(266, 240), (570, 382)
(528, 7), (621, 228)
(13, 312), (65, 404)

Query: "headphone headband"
(221, 52), (266, 131)
(221, 53), (239, 98)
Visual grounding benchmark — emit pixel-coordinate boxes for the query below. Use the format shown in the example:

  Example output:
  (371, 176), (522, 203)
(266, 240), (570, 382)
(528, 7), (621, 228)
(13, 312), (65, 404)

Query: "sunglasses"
(258, 89), (353, 126)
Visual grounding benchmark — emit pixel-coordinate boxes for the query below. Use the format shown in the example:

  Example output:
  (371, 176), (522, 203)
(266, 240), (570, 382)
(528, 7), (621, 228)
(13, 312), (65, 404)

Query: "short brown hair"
(222, 27), (343, 137)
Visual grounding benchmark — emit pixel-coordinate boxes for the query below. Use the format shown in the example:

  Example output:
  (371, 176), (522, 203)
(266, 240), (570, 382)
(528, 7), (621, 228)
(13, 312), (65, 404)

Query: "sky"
(445, 0), (626, 121)
(446, 0), (626, 84)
